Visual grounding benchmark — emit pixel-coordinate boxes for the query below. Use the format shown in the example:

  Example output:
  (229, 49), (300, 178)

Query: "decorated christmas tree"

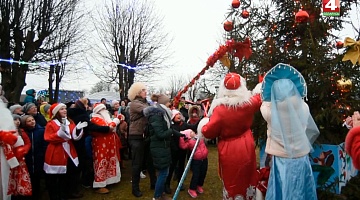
(222, 0), (360, 144)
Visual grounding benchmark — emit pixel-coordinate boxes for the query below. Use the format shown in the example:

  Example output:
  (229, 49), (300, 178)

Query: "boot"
(165, 184), (172, 194)
(132, 189), (143, 197)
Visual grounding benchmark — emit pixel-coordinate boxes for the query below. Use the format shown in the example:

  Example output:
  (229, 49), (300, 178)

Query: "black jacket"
(67, 107), (110, 147)
(171, 121), (198, 151)
(24, 124), (48, 174)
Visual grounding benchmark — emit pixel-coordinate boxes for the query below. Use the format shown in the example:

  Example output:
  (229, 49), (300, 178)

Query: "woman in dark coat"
(67, 98), (113, 192)
(144, 94), (185, 200)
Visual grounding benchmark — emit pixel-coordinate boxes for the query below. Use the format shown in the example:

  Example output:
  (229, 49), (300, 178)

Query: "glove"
(60, 123), (67, 132)
(76, 121), (88, 130)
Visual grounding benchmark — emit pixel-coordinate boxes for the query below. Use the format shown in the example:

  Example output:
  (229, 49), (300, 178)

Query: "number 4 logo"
(323, 0), (340, 16)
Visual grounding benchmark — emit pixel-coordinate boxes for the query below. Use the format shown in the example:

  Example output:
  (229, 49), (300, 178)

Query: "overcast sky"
(22, 0), (359, 95)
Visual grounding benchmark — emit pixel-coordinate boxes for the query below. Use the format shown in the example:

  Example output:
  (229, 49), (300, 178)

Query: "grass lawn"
(39, 145), (262, 200)
(71, 145), (223, 200)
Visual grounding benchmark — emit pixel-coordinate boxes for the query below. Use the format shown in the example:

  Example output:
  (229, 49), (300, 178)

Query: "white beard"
(99, 109), (112, 124)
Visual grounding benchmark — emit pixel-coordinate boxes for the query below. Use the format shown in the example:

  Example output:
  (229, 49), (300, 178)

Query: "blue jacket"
(24, 89), (36, 104)
(23, 124), (48, 174)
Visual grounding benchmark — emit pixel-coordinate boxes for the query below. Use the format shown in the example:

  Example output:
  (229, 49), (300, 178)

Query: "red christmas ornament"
(241, 10), (250, 19)
(295, 10), (309, 23)
(231, 0), (240, 8)
(223, 21), (234, 32)
(336, 41), (344, 49)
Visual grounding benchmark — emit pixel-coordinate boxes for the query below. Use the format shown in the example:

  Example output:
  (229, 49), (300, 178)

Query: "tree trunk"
(118, 44), (126, 99)
(48, 64), (55, 103)
(54, 65), (61, 103)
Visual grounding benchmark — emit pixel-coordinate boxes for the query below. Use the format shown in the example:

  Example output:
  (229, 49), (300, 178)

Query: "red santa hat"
(49, 103), (66, 119)
(217, 72), (249, 98)
(93, 103), (106, 114)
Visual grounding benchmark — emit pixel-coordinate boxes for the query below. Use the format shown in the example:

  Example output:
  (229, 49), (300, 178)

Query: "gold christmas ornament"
(337, 77), (352, 93)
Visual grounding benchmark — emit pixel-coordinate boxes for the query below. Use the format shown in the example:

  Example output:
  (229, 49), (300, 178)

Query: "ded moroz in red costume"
(91, 103), (122, 188)
(199, 73), (262, 200)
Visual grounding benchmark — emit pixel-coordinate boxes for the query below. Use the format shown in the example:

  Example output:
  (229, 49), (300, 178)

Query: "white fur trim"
(43, 163), (67, 174)
(252, 83), (263, 95)
(7, 157), (19, 169)
(112, 118), (120, 125)
(13, 136), (24, 147)
(52, 103), (66, 117)
(72, 128), (84, 141)
(197, 117), (210, 139)
(93, 104), (106, 114)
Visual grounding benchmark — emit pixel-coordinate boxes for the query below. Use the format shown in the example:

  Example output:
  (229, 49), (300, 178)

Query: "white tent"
(86, 91), (120, 103)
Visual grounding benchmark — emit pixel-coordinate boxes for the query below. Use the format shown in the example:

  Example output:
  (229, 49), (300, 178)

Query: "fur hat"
(93, 103), (106, 114)
(9, 104), (22, 114)
(128, 82), (146, 101)
(217, 72), (248, 98)
(49, 103), (66, 119)
(22, 103), (36, 113)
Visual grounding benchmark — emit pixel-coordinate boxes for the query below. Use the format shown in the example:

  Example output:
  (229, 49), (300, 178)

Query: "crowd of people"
(1, 63), (360, 200)
(0, 84), (209, 200)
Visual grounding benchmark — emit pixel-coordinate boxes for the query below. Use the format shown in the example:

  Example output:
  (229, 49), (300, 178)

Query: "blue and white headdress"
(261, 63), (307, 102)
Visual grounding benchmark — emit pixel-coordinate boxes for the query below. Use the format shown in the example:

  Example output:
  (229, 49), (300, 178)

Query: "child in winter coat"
(345, 111), (360, 169)
(21, 114), (47, 200)
(9, 115), (32, 198)
(179, 129), (208, 198)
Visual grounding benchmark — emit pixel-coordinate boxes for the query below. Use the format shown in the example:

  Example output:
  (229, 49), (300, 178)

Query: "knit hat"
(157, 94), (170, 105)
(112, 100), (119, 107)
(12, 114), (21, 121)
(20, 115), (33, 126)
(22, 103), (36, 113)
(43, 104), (51, 113)
(49, 103), (66, 119)
(224, 73), (241, 90)
(93, 103), (106, 114)
(172, 110), (180, 120)
(9, 104), (22, 114)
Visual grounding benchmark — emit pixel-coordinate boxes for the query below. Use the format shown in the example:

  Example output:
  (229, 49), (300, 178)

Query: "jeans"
(154, 167), (169, 198)
(189, 158), (208, 190)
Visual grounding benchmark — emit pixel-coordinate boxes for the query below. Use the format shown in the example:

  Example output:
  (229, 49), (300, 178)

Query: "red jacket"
(201, 94), (261, 199)
(345, 126), (360, 169)
(179, 129), (208, 160)
(43, 119), (79, 174)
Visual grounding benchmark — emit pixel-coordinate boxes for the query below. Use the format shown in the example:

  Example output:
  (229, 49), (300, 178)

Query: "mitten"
(76, 121), (88, 130)
(0, 130), (18, 145)
(14, 147), (27, 159)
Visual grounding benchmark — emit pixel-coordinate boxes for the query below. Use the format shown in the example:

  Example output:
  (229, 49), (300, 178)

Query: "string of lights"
(0, 58), (149, 70)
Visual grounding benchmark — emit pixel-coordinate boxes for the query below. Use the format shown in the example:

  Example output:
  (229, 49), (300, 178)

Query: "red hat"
(49, 103), (66, 119)
(93, 103), (106, 114)
(224, 73), (241, 90)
